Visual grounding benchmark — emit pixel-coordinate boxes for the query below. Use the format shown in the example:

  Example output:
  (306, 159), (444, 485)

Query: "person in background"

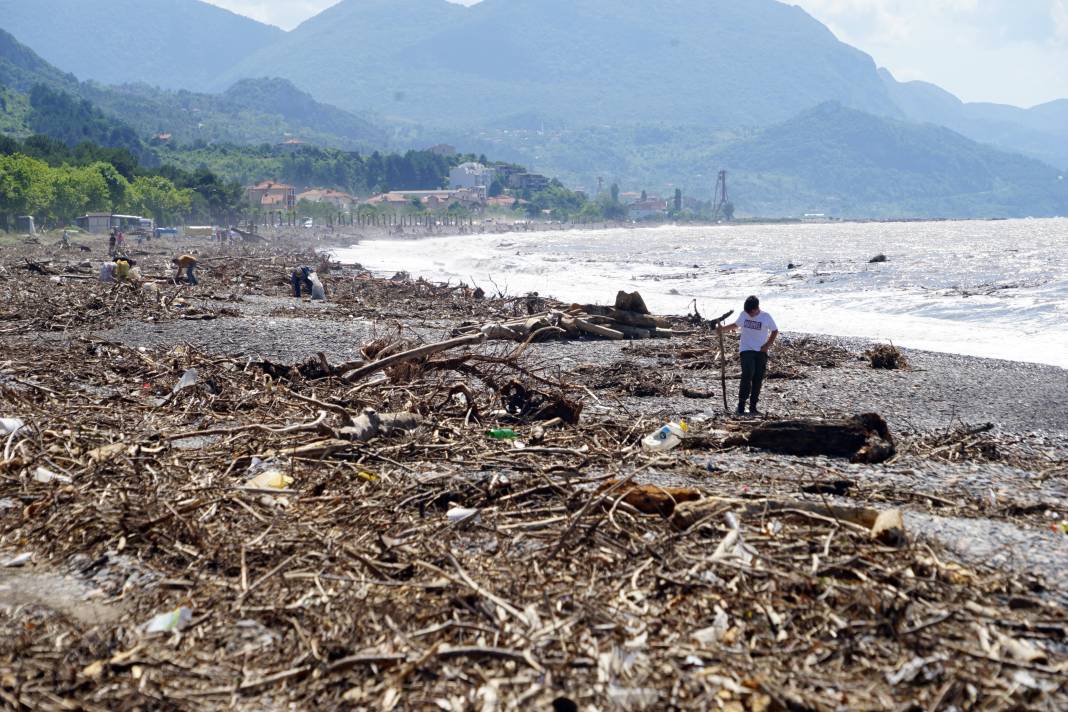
(108, 229), (117, 256)
(115, 230), (126, 253)
(61, 230), (72, 250)
(717, 295), (779, 417)
(173, 254), (198, 285)
(291, 265), (315, 297)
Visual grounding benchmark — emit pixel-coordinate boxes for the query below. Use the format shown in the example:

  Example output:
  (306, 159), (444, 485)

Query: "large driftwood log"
(726, 413), (895, 463)
(342, 333), (486, 382)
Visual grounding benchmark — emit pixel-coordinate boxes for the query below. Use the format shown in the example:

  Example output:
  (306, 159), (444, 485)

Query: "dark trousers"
(738, 350), (768, 410)
(291, 272), (312, 297)
(186, 265), (197, 285)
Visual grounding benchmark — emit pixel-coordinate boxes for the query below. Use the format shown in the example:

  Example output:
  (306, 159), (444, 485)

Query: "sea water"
(334, 218), (1068, 368)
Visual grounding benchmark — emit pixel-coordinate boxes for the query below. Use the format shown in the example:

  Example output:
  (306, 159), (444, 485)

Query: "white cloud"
(795, 0), (1068, 105)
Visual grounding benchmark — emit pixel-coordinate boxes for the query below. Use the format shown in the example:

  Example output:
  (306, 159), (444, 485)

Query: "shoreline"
(2, 233), (1065, 707)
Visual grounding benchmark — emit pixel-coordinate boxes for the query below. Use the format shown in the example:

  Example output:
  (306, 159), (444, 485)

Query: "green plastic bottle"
(487, 429), (518, 440)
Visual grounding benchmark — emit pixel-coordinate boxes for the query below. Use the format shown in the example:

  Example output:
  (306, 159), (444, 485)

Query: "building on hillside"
(277, 138), (306, 152)
(297, 189), (358, 211)
(628, 199), (669, 220)
(449, 162), (495, 194)
(426, 144), (457, 157)
(246, 181), (296, 212)
(619, 191), (642, 205)
(507, 172), (550, 192)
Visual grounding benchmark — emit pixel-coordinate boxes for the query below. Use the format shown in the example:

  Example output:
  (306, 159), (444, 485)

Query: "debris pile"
(0, 238), (1064, 709)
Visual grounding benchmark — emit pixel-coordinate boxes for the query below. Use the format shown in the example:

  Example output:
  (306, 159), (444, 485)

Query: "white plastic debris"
(447, 507), (480, 524)
(172, 368), (198, 394)
(33, 466), (72, 484)
(1, 418), (26, 435)
(144, 606), (193, 634)
(2, 553), (32, 568)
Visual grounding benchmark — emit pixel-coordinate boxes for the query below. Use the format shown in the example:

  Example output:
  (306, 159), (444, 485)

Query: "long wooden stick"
(342, 333), (486, 382)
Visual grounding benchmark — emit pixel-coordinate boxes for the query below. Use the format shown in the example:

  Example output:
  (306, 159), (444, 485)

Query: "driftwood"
(672, 498), (907, 547)
(343, 333), (486, 382)
(727, 413), (895, 463)
(463, 291), (678, 343)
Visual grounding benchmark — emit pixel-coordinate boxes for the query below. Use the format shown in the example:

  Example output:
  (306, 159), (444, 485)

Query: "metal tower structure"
(711, 170), (729, 220)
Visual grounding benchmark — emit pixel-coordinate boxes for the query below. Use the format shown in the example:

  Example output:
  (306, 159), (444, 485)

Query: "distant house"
(507, 172), (550, 192)
(297, 189), (357, 210)
(628, 199), (669, 220)
(426, 144), (457, 157)
(246, 181), (296, 212)
(449, 162), (495, 196)
(277, 138), (306, 152)
(152, 132), (172, 143)
(366, 189), (485, 210)
(619, 191), (642, 205)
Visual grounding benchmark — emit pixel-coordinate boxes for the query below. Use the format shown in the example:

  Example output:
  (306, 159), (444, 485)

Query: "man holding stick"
(717, 295), (778, 417)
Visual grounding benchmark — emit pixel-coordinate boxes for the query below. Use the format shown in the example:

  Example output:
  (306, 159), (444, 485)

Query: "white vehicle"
(302, 218), (314, 228)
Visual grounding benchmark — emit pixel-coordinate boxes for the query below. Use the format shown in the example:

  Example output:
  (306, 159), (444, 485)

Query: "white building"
(449, 162), (495, 195)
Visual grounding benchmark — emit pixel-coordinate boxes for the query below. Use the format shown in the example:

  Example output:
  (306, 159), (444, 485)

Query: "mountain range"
(1, 0), (1066, 218)
(0, 0), (282, 91)
(0, 28), (384, 151)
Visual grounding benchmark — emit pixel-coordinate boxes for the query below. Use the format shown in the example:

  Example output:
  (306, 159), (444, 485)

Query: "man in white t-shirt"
(717, 295), (779, 416)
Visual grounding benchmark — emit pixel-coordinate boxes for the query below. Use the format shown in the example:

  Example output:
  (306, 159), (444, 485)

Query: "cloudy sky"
(202, 0), (1068, 107)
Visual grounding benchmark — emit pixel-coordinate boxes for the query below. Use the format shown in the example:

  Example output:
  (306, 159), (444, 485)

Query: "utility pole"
(711, 170), (728, 221)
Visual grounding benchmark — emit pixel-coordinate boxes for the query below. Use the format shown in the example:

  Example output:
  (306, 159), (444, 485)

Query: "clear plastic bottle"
(641, 420), (688, 451)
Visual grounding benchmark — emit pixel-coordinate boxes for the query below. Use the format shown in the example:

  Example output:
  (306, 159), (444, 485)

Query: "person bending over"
(291, 266), (315, 297)
(173, 254), (198, 285)
(717, 295), (778, 416)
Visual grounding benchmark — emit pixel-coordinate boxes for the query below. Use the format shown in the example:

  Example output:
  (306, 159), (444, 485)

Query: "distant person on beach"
(291, 266), (315, 297)
(173, 254), (198, 285)
(717, 295), (779, 416)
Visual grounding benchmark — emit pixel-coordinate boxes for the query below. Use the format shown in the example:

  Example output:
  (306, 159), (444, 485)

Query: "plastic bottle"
(487, 429), (518, 440)
(641, 420), (688, 451)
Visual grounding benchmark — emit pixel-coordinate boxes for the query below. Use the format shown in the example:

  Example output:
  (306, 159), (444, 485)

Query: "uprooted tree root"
(866, 343), (909, 369)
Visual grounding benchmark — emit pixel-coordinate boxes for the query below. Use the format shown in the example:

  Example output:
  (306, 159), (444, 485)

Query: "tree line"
(0, 134), (244, 229)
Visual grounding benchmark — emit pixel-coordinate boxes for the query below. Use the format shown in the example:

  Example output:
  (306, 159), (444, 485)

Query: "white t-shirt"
(734, 310), (778, 352)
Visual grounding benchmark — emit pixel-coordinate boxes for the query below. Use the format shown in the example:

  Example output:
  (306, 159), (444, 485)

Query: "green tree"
(126, 175), (192, 224)
(50, 164), (110, 223)
(0, 153), (54, 229)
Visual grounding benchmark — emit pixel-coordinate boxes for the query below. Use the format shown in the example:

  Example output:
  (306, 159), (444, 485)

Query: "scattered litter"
(1, 418), (25, 435)
(2, 553), (32, 567)
(144, 607), (193, 634)
(33, 466), (72, 484)
(447, 507), (481, 524)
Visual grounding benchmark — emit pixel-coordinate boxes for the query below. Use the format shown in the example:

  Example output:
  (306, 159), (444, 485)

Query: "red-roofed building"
(246, 181), (296, 211)
(298, 189), (358, 210)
